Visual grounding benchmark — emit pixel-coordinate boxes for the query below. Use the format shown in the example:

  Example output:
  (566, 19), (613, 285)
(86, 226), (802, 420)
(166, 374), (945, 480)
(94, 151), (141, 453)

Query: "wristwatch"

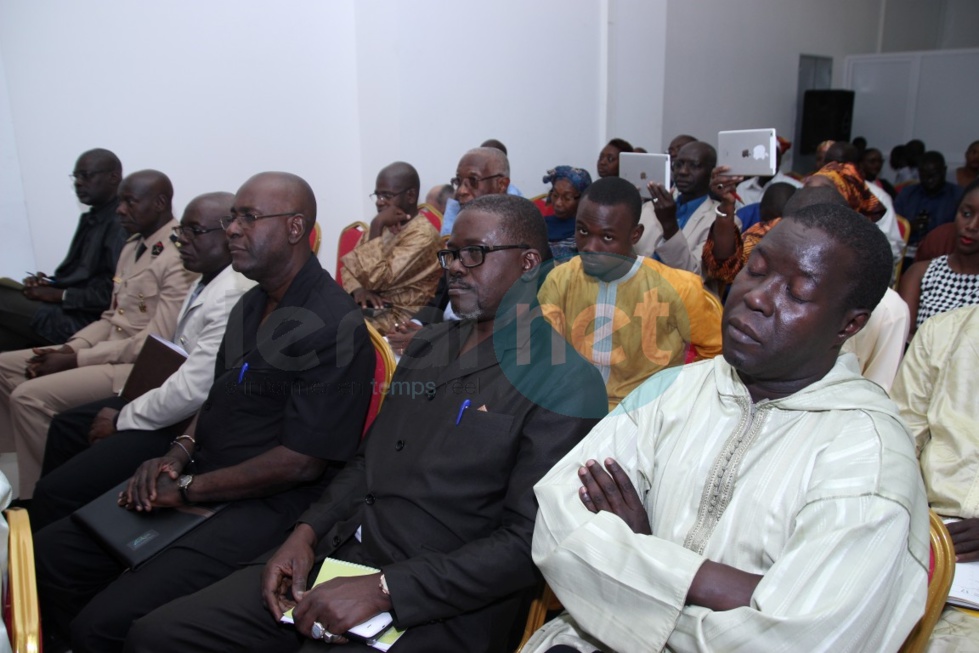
(177, 474), (195, 505)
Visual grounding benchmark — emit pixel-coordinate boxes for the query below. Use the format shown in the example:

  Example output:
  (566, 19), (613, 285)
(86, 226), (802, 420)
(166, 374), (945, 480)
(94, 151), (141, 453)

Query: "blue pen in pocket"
(455, 399), (471, 425)
(237, 362), (249, 385)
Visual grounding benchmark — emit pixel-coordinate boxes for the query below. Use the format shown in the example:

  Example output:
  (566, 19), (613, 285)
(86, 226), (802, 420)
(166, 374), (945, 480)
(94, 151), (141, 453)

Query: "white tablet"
(717, 129), (778, 177)
(619, 152), (670, 199)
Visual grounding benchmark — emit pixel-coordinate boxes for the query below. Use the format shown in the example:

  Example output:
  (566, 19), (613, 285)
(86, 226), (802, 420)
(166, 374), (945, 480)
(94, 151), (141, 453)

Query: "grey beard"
(455, 308), (483, 320)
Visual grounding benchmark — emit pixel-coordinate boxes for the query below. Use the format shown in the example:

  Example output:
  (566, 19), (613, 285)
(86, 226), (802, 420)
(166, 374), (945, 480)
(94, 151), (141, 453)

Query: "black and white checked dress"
(917, 255), (979, 327)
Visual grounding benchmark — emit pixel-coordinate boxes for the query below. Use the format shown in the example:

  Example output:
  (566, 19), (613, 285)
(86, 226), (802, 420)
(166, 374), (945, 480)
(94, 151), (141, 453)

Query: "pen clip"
(455, 399), (471, 426)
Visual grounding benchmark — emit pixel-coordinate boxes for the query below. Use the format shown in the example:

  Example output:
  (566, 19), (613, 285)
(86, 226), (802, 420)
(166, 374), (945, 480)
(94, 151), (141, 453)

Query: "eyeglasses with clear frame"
(172, 225), (225, 240)
(437, 244), (530, 269)
(369, 188), (409, 202)
(449, 174), (504, 190)
(219, 211), (301, 230)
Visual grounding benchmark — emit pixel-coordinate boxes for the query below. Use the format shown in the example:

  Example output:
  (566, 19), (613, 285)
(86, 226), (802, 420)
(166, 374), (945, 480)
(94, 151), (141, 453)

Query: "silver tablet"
(717, 129), (778, 177)
(619, 152), (671, 199)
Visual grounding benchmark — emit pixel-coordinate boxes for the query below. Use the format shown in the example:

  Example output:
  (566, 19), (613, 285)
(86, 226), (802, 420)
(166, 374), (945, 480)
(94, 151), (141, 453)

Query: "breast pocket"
(435, 409), (516, 483)
(118, 274), (160, 325)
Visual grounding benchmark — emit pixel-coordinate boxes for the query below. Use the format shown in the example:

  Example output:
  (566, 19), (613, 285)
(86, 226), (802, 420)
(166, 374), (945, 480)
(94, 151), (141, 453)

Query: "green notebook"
(280, 557), (406, 650)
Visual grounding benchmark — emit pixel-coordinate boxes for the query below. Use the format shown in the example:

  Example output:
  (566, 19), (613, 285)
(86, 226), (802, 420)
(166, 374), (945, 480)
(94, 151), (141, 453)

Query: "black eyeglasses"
(437, 244), (530, 269)
(450, 174), (504, 190)
(172, 225), (225, 240)
(369, 188), (409, 202)
(70, 169), (113, 182)
(219, 211), (300, 230)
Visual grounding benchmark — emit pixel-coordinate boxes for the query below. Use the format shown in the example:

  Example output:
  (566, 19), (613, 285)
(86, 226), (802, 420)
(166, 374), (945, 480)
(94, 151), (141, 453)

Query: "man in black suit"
(0, 148), (126, 350)
(125, 194), (608, 652)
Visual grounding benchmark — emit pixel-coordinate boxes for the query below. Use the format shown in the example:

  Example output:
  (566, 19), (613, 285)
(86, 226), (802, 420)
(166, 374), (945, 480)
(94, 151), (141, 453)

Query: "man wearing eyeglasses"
(0, 169), (197, 500)
(124, 194), (607, 653)
(0, 148), (127, 351)
(30, 191), (255, 530)
(387, 148), (512, 354)
(339, 162), (442, 333)
(438, 146), (512, 237)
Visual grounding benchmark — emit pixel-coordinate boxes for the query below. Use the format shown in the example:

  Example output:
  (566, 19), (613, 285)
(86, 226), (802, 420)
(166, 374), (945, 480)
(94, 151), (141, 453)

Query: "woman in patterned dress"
(899, 178), (979, 339)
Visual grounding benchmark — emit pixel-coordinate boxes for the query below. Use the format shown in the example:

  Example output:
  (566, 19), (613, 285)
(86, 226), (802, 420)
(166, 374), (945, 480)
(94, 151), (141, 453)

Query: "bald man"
(0, 169), (196, 499)
(340, 162), (442, 333)
(34, 172), (376, 653)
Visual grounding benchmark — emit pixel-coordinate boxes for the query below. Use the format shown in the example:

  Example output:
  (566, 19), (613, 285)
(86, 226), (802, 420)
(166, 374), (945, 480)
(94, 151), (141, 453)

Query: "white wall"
(661, 0), (884, 170)
(607, 0), (668, 154)
(2, 0), (648, 275)
(350, 0), (607, 206)
(0, 1), (364, 275)
(0, 44), (31, 275)
(846, 48), (979, 170)
(0, 0), (967, 278)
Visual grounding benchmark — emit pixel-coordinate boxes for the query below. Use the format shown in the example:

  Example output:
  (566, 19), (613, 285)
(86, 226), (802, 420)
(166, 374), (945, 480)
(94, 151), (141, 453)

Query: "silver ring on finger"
(311, 622), (337, 642)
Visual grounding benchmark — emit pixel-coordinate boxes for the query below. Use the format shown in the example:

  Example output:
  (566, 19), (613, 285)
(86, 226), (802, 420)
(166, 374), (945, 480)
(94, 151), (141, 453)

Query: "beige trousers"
(0, 348), (130, 498)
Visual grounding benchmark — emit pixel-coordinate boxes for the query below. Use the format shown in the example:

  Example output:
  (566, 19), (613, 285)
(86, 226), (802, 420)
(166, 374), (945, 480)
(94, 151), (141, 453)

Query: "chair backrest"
(530, 193), (555, 218)
(892, 214), (912, 288)
(309, 222), (322, 255)
(897, 214), (911, 245)
(363, 322), (396, 437)
(3, 508), (39, 653)
(516, 582), (562, 651)
(899, 510), (955, 653)
(417, 204), (443, 233)
(336, 221), (368, 287)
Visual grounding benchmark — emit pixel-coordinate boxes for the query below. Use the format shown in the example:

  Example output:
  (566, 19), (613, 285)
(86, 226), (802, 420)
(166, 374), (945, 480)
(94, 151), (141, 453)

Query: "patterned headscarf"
(811, 162), (885, 222)
(543, 166), (592, 194)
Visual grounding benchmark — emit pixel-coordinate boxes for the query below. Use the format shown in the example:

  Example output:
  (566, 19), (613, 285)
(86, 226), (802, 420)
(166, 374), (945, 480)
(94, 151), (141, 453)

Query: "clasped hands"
(25, 344), (77, 379)
(261, 524), (392, 644)
(578, 458), (651, 535)
(117, 454), (185, 512)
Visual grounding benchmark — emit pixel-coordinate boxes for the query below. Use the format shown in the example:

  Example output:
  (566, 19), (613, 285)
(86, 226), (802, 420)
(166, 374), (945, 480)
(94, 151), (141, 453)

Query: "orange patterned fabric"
(703, 218), (782, 284)
(812, 162), (885, 222)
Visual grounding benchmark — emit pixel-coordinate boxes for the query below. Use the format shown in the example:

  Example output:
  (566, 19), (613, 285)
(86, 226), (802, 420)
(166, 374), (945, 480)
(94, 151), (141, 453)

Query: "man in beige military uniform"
(0, 169), (197, 498)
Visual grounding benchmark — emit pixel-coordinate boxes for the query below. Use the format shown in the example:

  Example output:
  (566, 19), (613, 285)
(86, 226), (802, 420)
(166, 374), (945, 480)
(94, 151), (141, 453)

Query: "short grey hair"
(466, 147), (510, 177)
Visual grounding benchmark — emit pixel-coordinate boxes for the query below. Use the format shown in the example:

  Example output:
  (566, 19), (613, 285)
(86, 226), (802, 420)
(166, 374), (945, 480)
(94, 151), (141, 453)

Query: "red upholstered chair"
(3, 507), (40, 653)
(417, 204), (443, 233)
(363, 323), (396, 437)
(899, 510), (955, 653)
(335, 221), (367, 288)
